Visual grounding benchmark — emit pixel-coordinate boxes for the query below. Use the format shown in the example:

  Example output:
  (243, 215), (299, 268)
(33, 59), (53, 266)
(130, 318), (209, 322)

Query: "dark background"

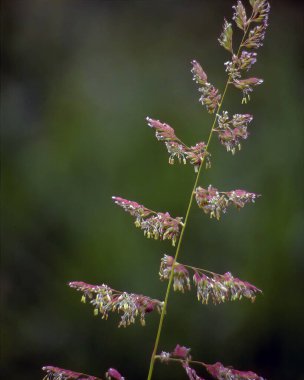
(2, 1), (304, 379)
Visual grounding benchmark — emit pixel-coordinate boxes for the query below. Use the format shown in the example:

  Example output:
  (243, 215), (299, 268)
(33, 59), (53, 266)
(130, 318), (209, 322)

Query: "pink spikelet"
(205, 361), (265, 380)
(159, 254), (262, 304)
(183, 363), (206, 380)
(195, 185), (260, 219)
(147, 117), (211, 171)
(191, 60), (221, 114)
(157, 345), (265, 380)
(42, 366), (102, 380)
(42, 366), (125, 380)
(218, 19), (233, 53)
(105, 368), (125, 380)
(69, 281), (163, 327)
(233, 77), (263, 104)
(112, 196), (183, 246)
(214, 111), (253, 154)
(220, 0), (270, 103)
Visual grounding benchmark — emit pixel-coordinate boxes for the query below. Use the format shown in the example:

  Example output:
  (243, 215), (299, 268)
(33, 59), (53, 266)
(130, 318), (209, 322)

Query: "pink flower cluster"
(105, 369), (125, 380)
(69, 281), (163, 328)
(219, 0), (270, 103)
(147, 117), (211, 171)
(159, 344), (192, 363)
(183, 363), (205, 380)
(42, 366), (125, 380)
(159, 255), (261, 304)
(159, 255), (191, 293)
(205, 362), (265, 380)
(193, 271), (261, 305)
(158, 345), (265, 380)
(191, 60), (221, 114)
(112, 196), (183, 246)
(195, 185), (259, 219)
(243, 24), (266, 49)
(233, 77), (263, 103)
(214, 111), (253, 154)
(225, 51), (257, 80)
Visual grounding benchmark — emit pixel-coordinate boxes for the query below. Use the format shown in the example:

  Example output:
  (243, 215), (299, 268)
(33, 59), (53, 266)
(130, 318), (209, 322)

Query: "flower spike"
(225, 51), (257, 80)
(191, 60), (221, 114)
(42, 366), (102, 380)
(206, 362), (265, 380)
(219, 0), (269, 102)
(112, 196), (183, 246)
(195, 186), (260, 219)
(159, 255), (191, 293)
(147, 117), (211, 171)
(69, 281), (163, 327)
(214, 111), (253, 154)
(159, 254), (262, 304)
(233, 1), (248, 31)
(242, 24), (267, 49)
(250, 0), (270, 25)
(233, 77), (263, 104)
(183, 363), (206, 380)
(42, 366), (125, 380)
(218, 19), (233, 53)
(156, 346), (265, 380)
(106, 369), (125, 380)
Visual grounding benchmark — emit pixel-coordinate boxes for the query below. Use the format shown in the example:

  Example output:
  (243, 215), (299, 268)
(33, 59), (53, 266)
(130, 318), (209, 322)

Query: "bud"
(191, 60), (208, 84)
(106, 368), (125, 380)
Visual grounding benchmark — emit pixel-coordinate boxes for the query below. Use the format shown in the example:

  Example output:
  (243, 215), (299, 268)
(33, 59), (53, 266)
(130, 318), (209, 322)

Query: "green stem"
(146, 22), (251, 380)
(146, 90), (225, 380)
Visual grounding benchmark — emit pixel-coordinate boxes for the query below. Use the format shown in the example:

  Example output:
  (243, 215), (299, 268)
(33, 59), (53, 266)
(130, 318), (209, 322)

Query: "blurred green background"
(2, 1), (304, 379)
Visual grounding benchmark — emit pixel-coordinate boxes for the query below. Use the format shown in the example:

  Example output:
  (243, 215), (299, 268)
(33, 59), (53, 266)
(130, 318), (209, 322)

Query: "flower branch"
(156, 344), (265, 380)
(222, 0), (270, 103)
(42, 366), (125, 380)
(159, 254), (262, 304)
(213, 111), (253, 154)
(194, 186), (260, 220)
(112, 196), (183, 246)
(69, 281), (163, 328)
(147, 117), (211, 171)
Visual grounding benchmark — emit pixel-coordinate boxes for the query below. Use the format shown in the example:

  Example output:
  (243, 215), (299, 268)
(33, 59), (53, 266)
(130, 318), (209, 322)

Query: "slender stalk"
(146, 21), (252, 380)
(154, 355), (207, 367)
(146, 90), (225, 380)
(182, 263), (220, 277)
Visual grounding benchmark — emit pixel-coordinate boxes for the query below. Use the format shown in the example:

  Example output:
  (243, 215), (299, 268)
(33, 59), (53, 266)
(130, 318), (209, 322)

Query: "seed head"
(69, 281), (163, 327)
(42, 366), (102, 380)
(214, 111), (253, 154)
(218, 19), (233, 53)
(113, 196), (183, 246)
(191, 60), (221, 114)
(195, 185), (260, 219)
(147, 117), (211, 171)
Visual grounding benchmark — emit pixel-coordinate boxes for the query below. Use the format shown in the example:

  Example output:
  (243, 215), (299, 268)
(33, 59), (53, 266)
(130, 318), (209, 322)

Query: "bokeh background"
(2, 1), (304, 379)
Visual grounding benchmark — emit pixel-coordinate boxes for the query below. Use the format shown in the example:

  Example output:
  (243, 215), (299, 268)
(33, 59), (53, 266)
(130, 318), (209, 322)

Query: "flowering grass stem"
(146, 22), (252, 380)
